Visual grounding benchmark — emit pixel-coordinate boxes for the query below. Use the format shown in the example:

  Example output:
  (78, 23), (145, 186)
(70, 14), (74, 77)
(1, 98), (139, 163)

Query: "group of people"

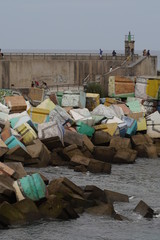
(99, 49), (117, 59)
(143, 49), (150, 57)
(31, 80), (48, 88)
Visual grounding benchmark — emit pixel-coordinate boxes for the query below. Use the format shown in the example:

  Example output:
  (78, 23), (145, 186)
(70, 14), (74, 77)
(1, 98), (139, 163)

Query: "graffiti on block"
(32, 74), (68, 85)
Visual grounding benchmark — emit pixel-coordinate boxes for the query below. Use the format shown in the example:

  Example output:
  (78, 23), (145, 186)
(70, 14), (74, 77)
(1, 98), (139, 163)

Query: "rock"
(131, 134), (153, 147)
(26, 139), (51, 167)
(62, 144), (84, 160)
(113, 149), (137, 164)
(48, 177), (84, 199)
(110, 136), (131, 151)
(5, 162), (27, 179)
(104, 189), (129, 203)
(114, 213), (129, 221)
(84, 185), (107, 203)
(0, 139), (8, 157)
(134, 200), (155, 218)
(87, 159), (111, 174)
(92, 131), (111, 146)
(0, 162), (15, 177)
(38, 195), (79, 220)
(93, 146), (116, 163)
(64, 130), (84, 147)
(0, 201), (26, 225)
(74, 165), (87, 173)
(71, 155), (91, 167)
(144, 144), (158, 159)
(14, 198), (40, 222)
(50, 151), (69, 166)
(85, 203), (115, 216)
(47, 177), (93, 209)
(0, 175), (16, 204)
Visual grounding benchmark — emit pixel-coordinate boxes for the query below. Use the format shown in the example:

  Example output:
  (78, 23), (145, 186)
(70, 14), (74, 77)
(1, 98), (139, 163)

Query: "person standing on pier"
(99, 48), (103, 59)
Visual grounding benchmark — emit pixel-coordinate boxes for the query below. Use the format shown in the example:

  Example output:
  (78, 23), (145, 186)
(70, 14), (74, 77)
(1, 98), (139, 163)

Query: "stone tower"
(125, 31), (135, 57)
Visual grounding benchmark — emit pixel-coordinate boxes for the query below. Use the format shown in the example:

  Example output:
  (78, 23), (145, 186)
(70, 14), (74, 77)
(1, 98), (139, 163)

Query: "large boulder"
(0, 175), (16, 204)
(93, 146), (116, 163)
(104, 189), (129, 203)
(84, 185), (107, 203)
(38, 195), (79, 220)
(113, 149), (137, 164)
(134, 200), (155, 218)
(14, 198), (40, 222)
(88, 159), (111, 174)
(0, 201), (26, 226)
(110, 136), (131, 151)
(92, 131), (111, 146)
(26, 139), (51, 167)
(85, 203), (115, 217)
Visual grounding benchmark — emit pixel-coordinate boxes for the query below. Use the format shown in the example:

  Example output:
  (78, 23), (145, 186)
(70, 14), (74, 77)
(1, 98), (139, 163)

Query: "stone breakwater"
(0, 85), (160, 228)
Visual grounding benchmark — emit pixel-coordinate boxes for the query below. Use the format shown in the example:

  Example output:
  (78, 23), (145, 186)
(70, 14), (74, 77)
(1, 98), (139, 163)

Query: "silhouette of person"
(99, 49), (103, 59)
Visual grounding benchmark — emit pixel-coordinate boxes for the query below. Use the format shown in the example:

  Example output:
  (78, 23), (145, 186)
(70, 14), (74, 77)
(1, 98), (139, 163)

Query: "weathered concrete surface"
(0, 54), (157, 93)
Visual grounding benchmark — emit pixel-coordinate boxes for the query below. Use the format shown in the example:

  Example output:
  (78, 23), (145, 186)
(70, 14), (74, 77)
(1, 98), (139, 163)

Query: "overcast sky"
(0, 0), (160, 51)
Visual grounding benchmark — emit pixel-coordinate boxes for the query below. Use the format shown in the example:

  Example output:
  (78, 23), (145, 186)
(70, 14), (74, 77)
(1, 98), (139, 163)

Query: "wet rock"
(74, 165), (87, 173)
(38, 195), (79, 220)
(113, 149), (137, 164)
(14, 198), (40, 222)
(85, 203), (115, 216)
(92, 131), (111, 146)
(84, 185), (107, 203)
(47, 177), (92, 209)
(113, 213), (129, 221)
(48, 177), (84, 199)
(88, 159), (111, 174)
(110, 136), (131, 151)
(104, 189), (129, 203)
(0, 201), (26, 225)
(93, 146), (116, 163)
(0, 175), (16, 204)
(134, 200), (155, 218)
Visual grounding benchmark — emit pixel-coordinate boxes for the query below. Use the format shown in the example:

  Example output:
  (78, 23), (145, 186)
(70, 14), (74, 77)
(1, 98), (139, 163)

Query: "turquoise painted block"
(5, 135), (27, 151)
(122, 116), (137, 136)
(18, 173), (47, 201)
(76, 121), (95, 137)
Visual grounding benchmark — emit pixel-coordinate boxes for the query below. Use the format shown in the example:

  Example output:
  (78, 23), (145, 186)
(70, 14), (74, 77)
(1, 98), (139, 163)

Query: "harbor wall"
(0, 54), (157, 90)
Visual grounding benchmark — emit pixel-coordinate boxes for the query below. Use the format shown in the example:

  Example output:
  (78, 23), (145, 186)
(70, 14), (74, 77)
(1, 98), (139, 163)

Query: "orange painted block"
(5, 96), (27, 113)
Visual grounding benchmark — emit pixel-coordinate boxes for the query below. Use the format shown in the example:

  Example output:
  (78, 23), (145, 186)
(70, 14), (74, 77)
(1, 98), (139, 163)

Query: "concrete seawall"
(0, 53), (157, 94)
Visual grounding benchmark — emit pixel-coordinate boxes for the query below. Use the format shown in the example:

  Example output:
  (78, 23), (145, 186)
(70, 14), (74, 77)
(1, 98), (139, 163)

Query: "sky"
(0, 0), (160, 51)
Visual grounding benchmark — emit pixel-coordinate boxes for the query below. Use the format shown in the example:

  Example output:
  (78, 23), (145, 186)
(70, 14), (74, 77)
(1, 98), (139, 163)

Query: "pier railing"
(2, 52), (139, 61)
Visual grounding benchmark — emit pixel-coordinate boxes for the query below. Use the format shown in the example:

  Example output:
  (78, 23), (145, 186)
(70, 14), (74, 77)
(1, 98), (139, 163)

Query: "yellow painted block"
(86, 93), (100, 111)
(102, 123), (118, 136)
(16, 123), (37, 145)
(94, 124), (108, 130)
(37, 98), (55, 112)
(104, 97), (117, 106)
(137, 118), (147, 131)
(27, 107), (50, 124)
(146, 79), (160, 99)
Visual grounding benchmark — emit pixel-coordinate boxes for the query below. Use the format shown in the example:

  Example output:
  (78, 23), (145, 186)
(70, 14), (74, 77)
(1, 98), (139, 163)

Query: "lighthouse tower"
(125, 31), (135, 57)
